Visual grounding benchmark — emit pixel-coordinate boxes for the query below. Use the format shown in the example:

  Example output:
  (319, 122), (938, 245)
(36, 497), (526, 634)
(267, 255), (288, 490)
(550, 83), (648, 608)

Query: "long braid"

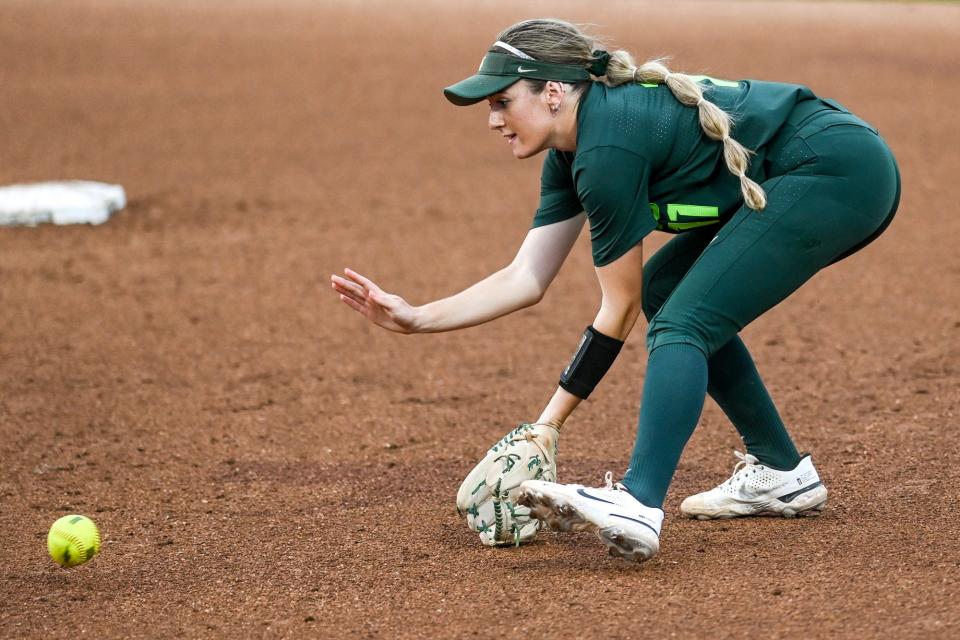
(607, 53), (766, 210)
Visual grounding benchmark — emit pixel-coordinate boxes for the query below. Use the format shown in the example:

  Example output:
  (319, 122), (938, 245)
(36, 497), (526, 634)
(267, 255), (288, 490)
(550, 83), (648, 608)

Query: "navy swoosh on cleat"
(776, 481), (823, 504)
(576, 488), (618, 505)
(608, 514), (659, 536)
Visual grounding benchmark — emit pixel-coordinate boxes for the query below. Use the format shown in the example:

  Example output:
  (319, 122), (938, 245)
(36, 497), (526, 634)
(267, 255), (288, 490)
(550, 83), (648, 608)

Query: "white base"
(0, 181), (126, 226)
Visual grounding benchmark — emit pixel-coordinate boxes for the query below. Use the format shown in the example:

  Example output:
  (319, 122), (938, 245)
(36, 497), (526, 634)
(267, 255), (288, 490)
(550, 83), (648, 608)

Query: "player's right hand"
(331, 268), (420, 334)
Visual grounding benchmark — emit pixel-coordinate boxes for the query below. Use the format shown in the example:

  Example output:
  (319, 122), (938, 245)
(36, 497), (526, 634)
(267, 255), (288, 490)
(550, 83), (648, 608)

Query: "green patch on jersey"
(650, 203), (721, 232)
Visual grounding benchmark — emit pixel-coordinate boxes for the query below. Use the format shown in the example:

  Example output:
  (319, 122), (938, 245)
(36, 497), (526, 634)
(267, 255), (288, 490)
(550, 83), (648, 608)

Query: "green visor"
(444, 52), (591, 106)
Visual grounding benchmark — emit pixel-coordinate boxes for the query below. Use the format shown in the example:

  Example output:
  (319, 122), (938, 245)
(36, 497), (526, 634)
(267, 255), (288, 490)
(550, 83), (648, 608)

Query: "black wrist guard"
(559, 325), (624, 400)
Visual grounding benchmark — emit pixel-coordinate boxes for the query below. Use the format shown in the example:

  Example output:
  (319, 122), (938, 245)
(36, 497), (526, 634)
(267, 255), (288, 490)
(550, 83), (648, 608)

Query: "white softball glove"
(456, 423), (560, 547)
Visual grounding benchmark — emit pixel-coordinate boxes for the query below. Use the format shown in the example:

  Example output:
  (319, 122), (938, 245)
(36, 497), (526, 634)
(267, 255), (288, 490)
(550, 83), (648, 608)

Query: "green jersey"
(533, 79), (839, 266)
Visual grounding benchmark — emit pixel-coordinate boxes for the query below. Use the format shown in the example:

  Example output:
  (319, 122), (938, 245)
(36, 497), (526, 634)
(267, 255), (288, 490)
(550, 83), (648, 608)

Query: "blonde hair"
(498, 19), (767, 211)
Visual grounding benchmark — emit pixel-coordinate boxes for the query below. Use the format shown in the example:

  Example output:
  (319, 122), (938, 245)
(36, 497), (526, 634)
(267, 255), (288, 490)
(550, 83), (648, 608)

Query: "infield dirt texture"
(1, 1), (958, 638)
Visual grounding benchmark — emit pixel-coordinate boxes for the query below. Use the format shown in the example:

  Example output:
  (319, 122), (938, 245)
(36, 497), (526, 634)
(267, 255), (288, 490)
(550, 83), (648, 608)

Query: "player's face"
(486, 82), (554, 159)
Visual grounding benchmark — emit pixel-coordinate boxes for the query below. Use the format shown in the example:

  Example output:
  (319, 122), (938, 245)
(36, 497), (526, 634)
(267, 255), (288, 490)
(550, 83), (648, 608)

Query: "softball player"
(331, 19), (900, 562)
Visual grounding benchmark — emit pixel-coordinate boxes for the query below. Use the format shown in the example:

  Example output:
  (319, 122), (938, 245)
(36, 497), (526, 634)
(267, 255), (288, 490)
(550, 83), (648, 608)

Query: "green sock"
(622, 343), (708, 508)
(707, 337), (801, 469)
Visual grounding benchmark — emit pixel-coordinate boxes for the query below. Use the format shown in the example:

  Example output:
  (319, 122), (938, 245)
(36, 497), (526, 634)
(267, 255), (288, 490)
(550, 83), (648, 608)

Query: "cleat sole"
(518, 489), (590, 532)
(598, 526), (657, 563)
(519, 484), (661, 563)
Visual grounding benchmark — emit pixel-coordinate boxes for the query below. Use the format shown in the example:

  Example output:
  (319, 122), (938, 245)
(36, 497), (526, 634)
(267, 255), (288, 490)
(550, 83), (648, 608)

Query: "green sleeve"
(574, 146), (658, 267)
(532, 150), (583, 228)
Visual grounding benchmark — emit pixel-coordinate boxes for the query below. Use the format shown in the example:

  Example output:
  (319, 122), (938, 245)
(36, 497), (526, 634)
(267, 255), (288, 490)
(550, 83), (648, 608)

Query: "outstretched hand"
(330, 268), (420, 334)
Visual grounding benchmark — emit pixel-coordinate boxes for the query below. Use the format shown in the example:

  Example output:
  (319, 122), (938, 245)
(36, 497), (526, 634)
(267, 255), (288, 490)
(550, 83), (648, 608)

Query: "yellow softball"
(47, 515), (101, 567)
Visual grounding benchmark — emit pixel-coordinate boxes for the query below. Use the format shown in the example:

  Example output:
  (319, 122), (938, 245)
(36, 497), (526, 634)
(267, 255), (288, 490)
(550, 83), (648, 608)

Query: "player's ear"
(544, 81), (566, 111)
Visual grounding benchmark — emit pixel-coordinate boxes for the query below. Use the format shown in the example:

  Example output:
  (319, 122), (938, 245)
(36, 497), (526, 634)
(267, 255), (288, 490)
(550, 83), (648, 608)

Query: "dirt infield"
(1, 0), (958, 637)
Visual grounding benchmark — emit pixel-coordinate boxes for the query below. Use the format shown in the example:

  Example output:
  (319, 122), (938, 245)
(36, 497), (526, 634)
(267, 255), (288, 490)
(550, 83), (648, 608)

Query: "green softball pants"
(622, 108), (901, 507)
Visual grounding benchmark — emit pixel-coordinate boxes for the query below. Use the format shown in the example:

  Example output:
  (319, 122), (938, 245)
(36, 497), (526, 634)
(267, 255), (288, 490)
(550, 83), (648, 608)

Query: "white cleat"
(518, 473), (664, 563)
(680, 451), (828, 520)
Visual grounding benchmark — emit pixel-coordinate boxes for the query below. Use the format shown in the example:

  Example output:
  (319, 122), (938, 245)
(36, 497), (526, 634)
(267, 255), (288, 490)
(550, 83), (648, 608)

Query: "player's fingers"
(334, 284), (367, 307)
(330, 281), (361, 303)
(332, 273), (365, 296)
(339, 294), (366, 314)
(331, 276), (365, 299)
(344, 268), (381, 294)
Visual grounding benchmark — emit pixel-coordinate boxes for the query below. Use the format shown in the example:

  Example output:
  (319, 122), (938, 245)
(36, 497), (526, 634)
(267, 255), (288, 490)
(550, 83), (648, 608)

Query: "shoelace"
(725, 450), (762, 487)
(602, 471), (630, 493)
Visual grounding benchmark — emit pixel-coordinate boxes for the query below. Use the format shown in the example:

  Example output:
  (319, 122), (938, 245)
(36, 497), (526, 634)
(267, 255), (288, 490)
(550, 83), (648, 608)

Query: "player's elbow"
(507, 262), (550, 307)
(519, 282), (546, 308)
(528, 289), (546, 307)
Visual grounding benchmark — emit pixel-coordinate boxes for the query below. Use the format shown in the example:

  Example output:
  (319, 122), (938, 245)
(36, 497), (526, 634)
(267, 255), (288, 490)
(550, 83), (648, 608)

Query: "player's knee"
(645, 317), (711, 358)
